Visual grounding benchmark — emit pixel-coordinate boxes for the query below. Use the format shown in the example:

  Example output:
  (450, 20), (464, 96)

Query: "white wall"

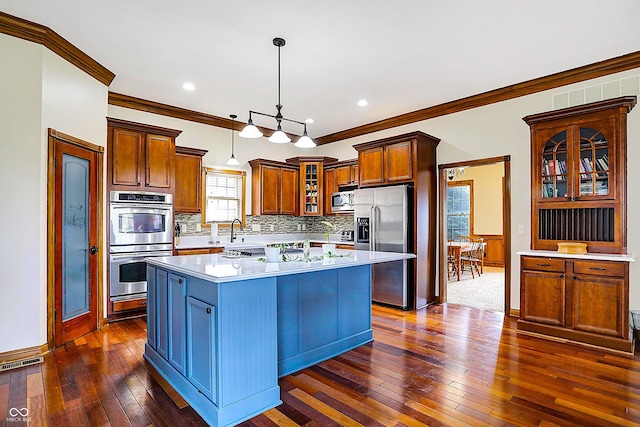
(317, 68), (640, 310)
(0, 34), (108, 354)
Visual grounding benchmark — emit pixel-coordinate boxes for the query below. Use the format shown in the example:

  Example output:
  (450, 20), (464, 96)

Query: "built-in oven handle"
(110, 251), (172, 261)
(110, 203), (172, 210)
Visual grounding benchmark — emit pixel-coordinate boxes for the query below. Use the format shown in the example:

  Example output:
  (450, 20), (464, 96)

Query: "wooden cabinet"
(175, 146), (208, 213)
(523, 97), (635, 254)
(518, 255), (632, 353)
(335, 163), (358, 187)
(323, 159), (357, 215)
(249, 159), (299, 215)
(174, 247), (223, 256)
(354, 132), (440, 309)
(286, 156), (337, 216)
(357, 140), (413, 187)
(111, 297), (147, 313)
(107, 118), (182, 192)
(299, 161), (323, 216)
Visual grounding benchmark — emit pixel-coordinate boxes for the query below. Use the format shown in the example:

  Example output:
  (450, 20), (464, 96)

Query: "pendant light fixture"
(226, 114), (240, 166)
(239, 37), (316, 148)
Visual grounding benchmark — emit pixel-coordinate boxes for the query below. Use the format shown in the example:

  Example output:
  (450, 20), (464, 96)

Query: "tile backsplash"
(175, 213), (354, 237)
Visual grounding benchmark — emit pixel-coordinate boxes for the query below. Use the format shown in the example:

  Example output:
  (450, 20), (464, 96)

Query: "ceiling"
(2, 1), (640, 141)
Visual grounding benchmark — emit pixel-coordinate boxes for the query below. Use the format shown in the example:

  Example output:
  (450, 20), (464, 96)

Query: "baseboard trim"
(0, 343), (49, 364)
(509, 308), (520, 318)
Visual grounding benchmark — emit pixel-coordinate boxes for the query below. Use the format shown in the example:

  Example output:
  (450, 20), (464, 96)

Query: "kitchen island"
(144, 248), (415, 427)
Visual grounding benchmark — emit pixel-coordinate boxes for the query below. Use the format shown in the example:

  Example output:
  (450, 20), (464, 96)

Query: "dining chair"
(461, 237), (483, 278)
(447, 243), (459, 280)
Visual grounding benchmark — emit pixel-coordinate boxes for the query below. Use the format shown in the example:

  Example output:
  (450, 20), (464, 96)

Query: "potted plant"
(320, 220), (337, 255)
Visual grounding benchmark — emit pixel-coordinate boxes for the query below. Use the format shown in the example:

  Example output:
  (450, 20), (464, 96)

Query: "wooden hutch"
(517, 96), (636, 353)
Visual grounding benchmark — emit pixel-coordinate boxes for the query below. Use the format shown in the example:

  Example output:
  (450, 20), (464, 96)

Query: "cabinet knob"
(178, 278), (183, 284)
(573, 275), (578, 280)
(537, 263), (551, 267)
(560, 274), (564, 278)
(206, 307), (211, 314)
(589, 267), (606, 271)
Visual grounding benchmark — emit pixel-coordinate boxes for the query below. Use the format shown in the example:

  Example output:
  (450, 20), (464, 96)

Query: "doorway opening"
(438, 156), (511, 314)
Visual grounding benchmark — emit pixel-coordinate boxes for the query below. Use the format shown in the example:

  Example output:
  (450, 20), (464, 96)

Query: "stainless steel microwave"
(331, 191), (354, 213)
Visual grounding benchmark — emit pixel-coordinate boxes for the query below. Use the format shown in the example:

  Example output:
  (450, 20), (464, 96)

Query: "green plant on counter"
(320, 220), (337, 243)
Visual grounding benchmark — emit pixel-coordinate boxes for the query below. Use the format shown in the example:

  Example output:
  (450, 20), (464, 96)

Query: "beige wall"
(448, 163), (504, 235)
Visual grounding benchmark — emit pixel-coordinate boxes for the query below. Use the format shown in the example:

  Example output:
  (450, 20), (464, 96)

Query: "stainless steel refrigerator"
(354, 185), (413, 309)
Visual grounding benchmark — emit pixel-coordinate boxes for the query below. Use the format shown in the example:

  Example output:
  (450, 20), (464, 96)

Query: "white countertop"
(516, 249), (635, 262)
(174, 233), (354, 250)
(146, 248), (414, 283)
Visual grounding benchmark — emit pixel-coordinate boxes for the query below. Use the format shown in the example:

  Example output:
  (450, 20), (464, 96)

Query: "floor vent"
(0, 356), (44, 372)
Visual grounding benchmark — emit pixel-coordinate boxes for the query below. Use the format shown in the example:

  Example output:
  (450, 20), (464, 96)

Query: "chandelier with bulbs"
(239, 37), (315, 148)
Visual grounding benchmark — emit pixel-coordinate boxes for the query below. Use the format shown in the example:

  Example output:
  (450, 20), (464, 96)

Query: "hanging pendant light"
(226, 114), (240, 166)
(240, 37), (315, 148)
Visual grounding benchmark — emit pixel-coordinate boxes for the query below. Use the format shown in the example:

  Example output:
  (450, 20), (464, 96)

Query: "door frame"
(437, 155), (512, 314)
(47, 128), (104, 349)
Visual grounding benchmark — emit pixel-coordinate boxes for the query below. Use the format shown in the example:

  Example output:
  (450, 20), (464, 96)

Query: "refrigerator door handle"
(370, 204), (377, 251)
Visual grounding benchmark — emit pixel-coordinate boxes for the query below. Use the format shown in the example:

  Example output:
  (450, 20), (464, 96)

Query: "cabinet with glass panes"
(524, 96), (635, 254)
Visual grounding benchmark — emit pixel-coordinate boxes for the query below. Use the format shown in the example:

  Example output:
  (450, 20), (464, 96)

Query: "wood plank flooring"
(3, 304), (640, 426)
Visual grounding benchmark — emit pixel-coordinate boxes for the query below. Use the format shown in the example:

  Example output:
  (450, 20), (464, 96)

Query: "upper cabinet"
(523, 96), (636, 254)
(324, 159), (358, 216)
(107, 118), (182, 193)
(175, 146), (208, 213)
(356, 139), (413, 187)
(249, 159), (299, 216)
(286, 156), (337, 216)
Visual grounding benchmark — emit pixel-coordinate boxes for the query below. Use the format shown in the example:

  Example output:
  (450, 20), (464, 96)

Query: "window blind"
(205, 171), (243, 223)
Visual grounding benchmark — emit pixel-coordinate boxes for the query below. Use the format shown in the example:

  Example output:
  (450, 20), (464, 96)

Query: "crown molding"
(108, 92), (283, 137)
(314, 50), (640, 145)
(0, 11), (115, 86)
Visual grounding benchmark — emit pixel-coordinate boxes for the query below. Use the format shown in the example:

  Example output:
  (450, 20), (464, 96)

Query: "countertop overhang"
(146, 248), (414, 283)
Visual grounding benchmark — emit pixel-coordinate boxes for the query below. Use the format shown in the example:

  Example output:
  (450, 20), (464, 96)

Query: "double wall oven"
(109, 191), (173, 302)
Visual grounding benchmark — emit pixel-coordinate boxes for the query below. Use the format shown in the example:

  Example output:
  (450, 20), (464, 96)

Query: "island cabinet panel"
(168, 273), (187, 375)
(145, 267), (281, 427)
(276, 265), (373, 377)
(299, 270), (339, 351)
(146, 266), (157, 348)
(156, 269), (169, 359)
(186, 296), (216, 404)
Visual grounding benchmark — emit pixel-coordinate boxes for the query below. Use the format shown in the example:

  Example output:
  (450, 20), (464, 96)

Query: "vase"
(264, 246), (281, 262)
(322, 243), (336, 255)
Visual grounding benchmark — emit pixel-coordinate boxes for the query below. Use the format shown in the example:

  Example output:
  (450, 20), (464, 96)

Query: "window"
(202, 168), (246, 225)
(447, 180), (473, 240)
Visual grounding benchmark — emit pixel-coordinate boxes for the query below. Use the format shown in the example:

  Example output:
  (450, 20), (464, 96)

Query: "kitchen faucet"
(230, 218), (243, 243)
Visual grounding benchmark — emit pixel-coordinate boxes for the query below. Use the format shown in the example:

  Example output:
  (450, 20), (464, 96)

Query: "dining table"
(447, 241), (486, 281)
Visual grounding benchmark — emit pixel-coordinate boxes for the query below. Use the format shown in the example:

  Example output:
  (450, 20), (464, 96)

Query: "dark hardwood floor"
(2, 304), (640, 426)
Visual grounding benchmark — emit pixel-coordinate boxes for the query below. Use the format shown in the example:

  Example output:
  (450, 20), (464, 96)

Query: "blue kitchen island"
(144, 248), (415, 427)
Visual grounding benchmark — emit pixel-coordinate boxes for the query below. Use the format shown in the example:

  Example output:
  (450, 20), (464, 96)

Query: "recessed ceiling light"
(182, 82), (195, 91)
(357, 99), (368, 107)
(305, 118), (314, 124)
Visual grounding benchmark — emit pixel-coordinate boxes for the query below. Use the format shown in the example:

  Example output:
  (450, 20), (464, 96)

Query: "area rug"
(446, 266), (505, 313)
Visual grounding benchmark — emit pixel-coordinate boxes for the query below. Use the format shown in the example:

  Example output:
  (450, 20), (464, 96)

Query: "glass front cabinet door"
(537, 120), (615, 202)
